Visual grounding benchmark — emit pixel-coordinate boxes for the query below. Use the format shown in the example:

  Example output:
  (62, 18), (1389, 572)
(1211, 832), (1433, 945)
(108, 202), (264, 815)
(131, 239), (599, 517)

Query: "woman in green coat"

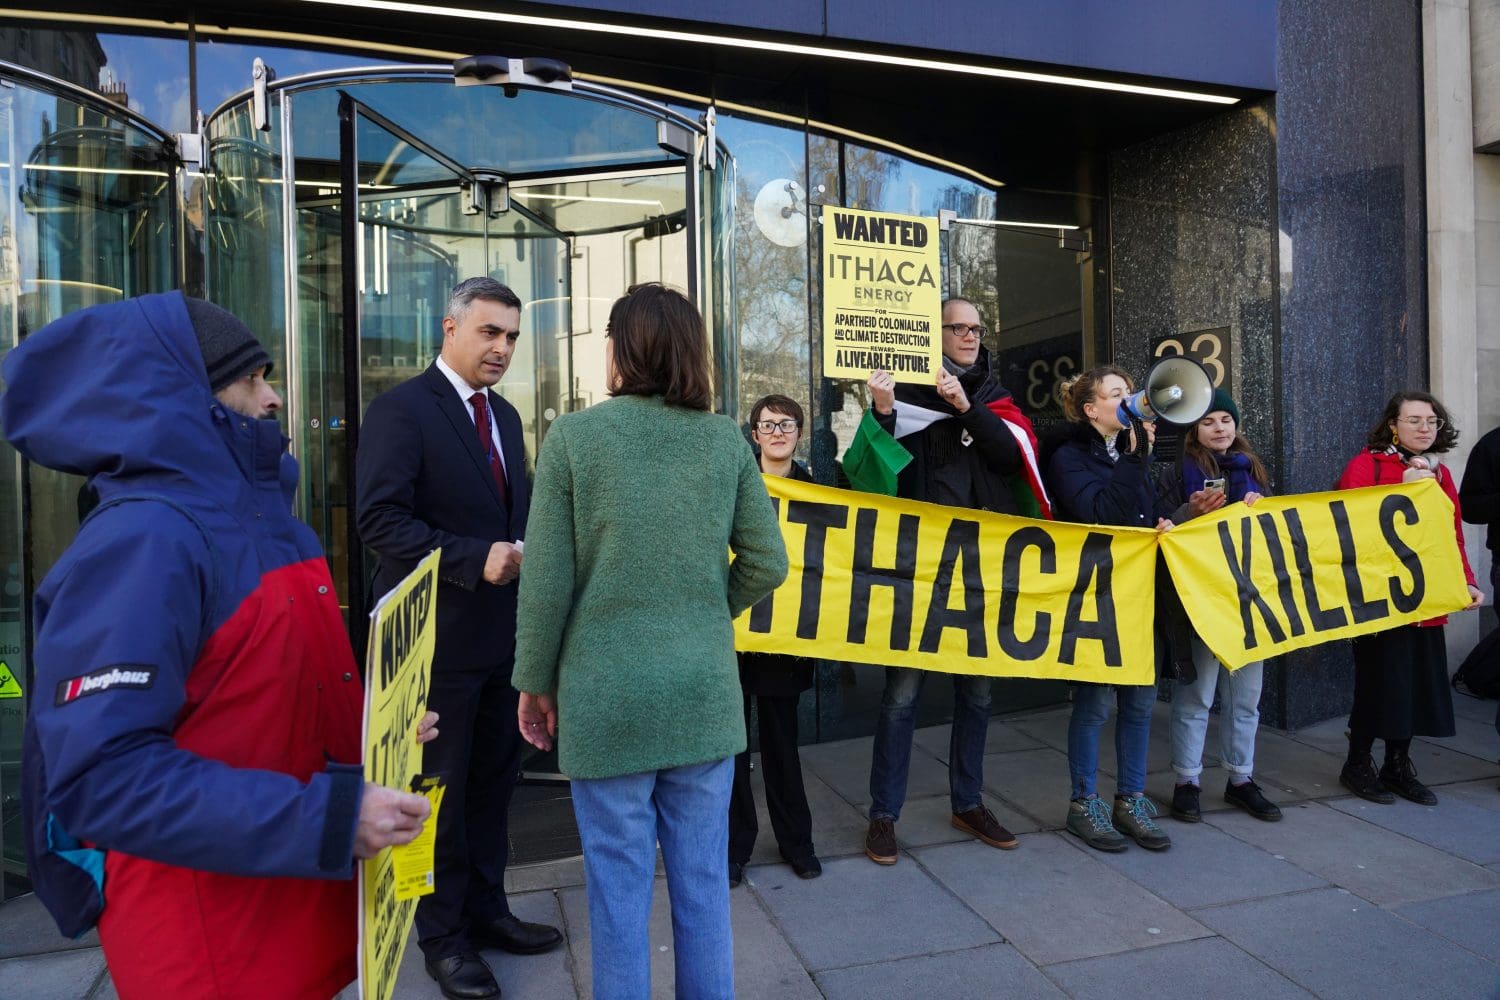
(513, 283), (788, 999)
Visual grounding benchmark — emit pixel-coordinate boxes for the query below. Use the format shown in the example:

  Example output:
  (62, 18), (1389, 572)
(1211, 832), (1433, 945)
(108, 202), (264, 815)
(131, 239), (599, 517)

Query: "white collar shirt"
(435, 354), (507, 478)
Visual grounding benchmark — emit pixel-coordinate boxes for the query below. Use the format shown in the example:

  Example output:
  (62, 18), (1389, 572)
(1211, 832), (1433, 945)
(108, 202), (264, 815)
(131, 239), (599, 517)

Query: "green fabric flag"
(1006, 472), (1043, 519)
(841, 409), (912, 496)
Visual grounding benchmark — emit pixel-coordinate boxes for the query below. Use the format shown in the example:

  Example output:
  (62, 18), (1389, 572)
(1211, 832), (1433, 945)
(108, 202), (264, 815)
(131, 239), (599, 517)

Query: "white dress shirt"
(435, 354), (508, 480)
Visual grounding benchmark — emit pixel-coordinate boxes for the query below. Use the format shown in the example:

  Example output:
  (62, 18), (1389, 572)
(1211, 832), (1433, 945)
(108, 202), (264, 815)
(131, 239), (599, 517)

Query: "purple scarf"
(1181, 450), (1266, 502)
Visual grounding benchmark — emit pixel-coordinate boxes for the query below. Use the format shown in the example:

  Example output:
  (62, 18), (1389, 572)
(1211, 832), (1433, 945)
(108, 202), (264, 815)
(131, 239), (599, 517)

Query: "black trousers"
(415, 662), (523, 961)
(729, 693), (814, 864)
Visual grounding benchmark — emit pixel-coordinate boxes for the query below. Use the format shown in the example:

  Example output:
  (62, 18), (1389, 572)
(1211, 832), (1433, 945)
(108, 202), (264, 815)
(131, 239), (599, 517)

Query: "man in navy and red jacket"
(2, 292), (433, 999)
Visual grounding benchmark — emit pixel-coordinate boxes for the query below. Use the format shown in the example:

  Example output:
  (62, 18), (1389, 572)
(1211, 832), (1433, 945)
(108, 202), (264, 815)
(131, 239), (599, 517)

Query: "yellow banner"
(359, 549), (439, 1000)
(821, 206), (943, 385)
(735, 477), (1162, 684)
(734, 478), (1473, 682)
(1159, 479), (1471, 669)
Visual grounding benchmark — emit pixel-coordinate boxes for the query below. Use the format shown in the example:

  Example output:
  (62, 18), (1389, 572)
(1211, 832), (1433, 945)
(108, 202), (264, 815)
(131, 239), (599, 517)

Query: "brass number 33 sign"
(1152, 327), (1231, 394)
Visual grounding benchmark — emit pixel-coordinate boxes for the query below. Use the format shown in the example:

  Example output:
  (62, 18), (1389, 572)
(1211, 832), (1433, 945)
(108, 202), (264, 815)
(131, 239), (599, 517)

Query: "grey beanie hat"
(184, 297), (273, 392)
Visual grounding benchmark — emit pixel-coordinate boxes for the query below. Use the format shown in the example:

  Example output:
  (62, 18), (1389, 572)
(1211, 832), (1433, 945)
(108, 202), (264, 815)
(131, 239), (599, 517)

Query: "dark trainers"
(1225, 779), (1282, 821)
(728, 860), (745, 887)
(1113, 794), (1171, 851)
(952, 805), (1019, 849)
(1066, 796), (1127, 853)
(1380, 754), (1438, 805)
(1340, 753), (1395, 804)
(1171, 783), (1202, 823)
(865, 818), (898, 865)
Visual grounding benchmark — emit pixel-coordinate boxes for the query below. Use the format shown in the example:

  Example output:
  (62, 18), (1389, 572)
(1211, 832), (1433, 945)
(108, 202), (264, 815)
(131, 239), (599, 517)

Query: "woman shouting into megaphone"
(1041, 366), (1176, 856)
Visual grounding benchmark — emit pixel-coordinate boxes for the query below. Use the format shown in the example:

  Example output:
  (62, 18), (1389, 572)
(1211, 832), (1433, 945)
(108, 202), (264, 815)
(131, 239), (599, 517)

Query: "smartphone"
(1203, 477), (1226, 494)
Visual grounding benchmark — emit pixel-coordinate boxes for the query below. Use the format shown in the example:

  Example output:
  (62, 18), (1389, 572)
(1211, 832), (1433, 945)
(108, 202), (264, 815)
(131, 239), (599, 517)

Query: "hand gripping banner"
(1158, 478), (1471, 670)
(733, 477), (1472, 683)
(734, 477), (1162, 685)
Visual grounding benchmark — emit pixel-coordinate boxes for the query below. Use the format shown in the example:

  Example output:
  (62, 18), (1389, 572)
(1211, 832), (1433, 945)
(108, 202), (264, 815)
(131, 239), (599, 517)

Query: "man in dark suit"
(357, 277), (560, 1000)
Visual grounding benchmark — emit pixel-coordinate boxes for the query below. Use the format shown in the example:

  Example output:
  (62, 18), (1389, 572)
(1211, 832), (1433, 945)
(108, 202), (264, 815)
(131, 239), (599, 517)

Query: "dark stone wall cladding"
(1106, 0), (1426, 728)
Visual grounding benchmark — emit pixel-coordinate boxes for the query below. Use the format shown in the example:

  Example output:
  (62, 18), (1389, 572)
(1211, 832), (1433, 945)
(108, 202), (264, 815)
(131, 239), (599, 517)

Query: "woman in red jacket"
(1335, 390), (1484, 805)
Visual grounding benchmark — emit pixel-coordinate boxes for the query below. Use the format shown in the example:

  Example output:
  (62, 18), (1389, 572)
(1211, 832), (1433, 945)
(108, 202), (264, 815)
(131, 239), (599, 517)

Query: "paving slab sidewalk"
(5, 704), (1498, 999)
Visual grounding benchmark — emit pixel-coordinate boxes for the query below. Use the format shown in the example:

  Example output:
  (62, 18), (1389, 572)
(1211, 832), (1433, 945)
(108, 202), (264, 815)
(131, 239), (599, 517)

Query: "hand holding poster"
(822, 206), (943, 385)
(360, 548), (440, 1000)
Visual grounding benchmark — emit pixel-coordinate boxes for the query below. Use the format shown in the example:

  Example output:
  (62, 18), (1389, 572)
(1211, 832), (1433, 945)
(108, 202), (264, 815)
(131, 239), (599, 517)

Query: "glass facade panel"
(717, 113), (812, 428)
(204, 99), (287, 386)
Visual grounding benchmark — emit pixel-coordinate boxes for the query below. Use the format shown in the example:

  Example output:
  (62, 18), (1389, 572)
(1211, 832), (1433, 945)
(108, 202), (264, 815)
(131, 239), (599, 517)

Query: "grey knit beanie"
(184, 297), (273, 392)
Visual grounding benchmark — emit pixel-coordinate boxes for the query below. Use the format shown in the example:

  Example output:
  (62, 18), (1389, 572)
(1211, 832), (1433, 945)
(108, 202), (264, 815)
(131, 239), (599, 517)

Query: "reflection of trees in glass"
(936, 184), (999, 326)
(734, 169), (808, 410)
(841, 145), (902, 212)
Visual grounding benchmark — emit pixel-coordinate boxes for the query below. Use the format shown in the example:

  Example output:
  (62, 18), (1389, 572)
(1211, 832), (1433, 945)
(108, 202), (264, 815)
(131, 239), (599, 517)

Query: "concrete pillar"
(1424, 0), (1481, 657)
(1473, 1), (1500, 633)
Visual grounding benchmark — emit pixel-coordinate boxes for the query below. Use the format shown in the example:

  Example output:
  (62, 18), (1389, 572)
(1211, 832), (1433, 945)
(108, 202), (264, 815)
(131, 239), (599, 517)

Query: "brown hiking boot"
(951, 805), (1019, 849)
(865, 818), (898, 865)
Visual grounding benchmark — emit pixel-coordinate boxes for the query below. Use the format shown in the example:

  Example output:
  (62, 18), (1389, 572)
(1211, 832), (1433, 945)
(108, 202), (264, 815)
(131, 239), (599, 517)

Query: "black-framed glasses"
(1397, 417), (1444, 430)
(941, 323), (986, 339)
(755, 419), (800, 435)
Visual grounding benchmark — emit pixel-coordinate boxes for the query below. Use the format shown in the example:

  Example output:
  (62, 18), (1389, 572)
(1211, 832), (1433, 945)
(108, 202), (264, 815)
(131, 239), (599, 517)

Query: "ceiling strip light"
(298, 0), (1240, 105)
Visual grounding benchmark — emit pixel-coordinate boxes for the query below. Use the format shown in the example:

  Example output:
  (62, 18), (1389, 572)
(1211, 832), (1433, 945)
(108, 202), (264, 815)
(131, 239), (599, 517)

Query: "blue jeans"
(869, 666), (992, 820)
(1068, 682), (1154, 799)
(1171, 633), (1264, 782)
(570, 757), (734, 1000)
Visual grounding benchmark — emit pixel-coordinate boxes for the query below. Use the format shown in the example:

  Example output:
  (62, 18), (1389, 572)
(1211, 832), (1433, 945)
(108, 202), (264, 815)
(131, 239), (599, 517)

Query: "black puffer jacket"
(1040, 420), (1165, 527)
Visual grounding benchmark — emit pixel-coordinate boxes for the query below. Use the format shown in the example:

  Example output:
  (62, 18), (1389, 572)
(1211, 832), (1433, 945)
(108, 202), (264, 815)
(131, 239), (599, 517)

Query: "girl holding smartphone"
(1156, 389), (1283, 823)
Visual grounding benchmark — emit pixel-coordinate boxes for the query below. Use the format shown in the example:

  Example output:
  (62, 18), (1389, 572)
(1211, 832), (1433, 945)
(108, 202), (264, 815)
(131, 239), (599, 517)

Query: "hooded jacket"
(1, 292), (365, 1000)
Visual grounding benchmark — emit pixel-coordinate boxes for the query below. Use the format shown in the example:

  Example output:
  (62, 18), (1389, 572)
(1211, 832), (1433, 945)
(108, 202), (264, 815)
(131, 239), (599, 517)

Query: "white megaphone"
(1119, 356), (1215, 425)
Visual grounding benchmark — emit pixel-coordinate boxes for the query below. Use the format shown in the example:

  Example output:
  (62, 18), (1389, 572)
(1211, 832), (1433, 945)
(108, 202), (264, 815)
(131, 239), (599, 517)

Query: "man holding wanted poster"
(862, 296), (1047, 866)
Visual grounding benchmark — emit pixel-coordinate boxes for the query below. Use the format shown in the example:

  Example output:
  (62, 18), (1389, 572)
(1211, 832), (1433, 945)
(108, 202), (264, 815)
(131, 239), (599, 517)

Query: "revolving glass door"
(204, 63), (724, 622)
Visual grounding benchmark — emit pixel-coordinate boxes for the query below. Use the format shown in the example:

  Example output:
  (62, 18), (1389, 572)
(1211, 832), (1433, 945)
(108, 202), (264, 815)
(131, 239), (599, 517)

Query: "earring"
(1391, 426), (1399, 446)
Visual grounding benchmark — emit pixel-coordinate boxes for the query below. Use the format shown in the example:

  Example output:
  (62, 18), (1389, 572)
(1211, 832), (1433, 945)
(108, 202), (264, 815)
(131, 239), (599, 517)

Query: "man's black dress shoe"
(780, 852), (822, 879)
(425, 952), (500, 1000)
(728, 860), (746, 887)
(470, 913), (564, 954)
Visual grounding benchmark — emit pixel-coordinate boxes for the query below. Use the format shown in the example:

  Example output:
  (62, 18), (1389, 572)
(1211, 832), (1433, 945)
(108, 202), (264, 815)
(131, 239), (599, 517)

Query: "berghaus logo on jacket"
(55, 665), (157, 706)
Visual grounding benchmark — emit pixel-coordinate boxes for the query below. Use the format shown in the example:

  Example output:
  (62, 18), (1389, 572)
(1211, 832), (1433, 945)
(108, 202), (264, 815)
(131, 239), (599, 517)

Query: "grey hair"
(446, 276), (522, 324)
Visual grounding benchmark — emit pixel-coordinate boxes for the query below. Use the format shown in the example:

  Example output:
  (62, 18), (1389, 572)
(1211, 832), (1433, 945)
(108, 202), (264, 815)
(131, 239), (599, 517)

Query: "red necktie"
(469, 391), (508, 500)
